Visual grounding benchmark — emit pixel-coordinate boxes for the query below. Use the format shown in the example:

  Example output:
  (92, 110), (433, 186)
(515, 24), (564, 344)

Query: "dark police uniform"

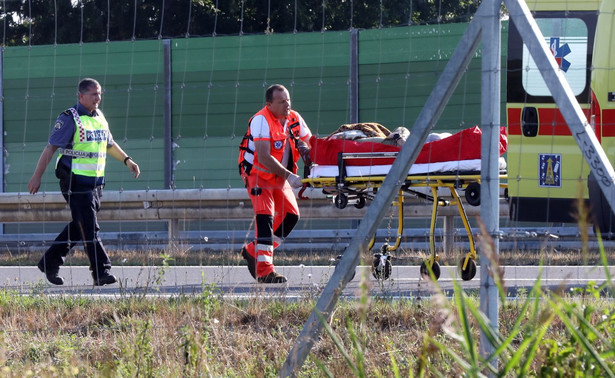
(39, 103), (115, 280)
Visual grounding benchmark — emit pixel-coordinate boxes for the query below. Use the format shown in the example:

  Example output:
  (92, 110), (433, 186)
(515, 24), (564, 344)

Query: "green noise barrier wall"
(2, 22), (507, 192)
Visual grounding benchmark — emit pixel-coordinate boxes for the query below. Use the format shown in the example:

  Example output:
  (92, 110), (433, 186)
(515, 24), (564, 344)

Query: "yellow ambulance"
(506, 0), (615, 234)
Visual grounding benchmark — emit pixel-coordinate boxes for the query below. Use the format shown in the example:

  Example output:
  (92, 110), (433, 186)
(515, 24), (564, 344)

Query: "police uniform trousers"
(39, 174), (112, 278)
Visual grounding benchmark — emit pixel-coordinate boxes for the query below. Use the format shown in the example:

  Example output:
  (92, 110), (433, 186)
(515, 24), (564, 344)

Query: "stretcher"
(299, 126), (508, 281)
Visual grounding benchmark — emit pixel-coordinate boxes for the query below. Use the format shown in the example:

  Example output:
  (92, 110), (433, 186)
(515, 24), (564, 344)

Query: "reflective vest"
(56, 107), (108, 178)
(238, 107), (303, 182)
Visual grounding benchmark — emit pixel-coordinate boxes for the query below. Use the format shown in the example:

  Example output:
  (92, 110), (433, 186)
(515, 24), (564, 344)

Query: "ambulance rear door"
(507, 2), (598, 223)
(587, 0), (615, 235)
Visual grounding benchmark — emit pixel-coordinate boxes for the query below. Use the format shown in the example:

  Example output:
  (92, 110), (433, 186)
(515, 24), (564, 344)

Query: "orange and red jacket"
(238, 107), (304, 183)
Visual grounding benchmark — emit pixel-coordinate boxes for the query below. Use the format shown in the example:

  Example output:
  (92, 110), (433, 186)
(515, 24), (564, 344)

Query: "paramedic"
(28, 78), (141, 286)
(238, 84), (312, 283)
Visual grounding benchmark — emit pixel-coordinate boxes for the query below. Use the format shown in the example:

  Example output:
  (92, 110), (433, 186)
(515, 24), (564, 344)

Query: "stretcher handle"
(297, 183), (309, 200)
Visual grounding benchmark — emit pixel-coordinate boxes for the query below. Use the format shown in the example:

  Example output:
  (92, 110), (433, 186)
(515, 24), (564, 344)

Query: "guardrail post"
(443, 215), (454, 255)
(168, 219), (179, 247)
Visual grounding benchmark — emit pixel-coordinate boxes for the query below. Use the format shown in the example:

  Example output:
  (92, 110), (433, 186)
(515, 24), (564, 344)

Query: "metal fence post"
(0, 47), (4, 235)
(479, 0), (502, 372)
(163, 39), (173, 189)
(349, 29), (359, 124)
(163, 39), (176, 242)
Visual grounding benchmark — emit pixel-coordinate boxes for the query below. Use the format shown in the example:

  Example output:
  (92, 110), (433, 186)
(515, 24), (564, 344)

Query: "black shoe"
(257, 272), (288, 284)
(37, 260), (64, 285)
(241, 247), (256, 279)
(93, 274), (117, 286)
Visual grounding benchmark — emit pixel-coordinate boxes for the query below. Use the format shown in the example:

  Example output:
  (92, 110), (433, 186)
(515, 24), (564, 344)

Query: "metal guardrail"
(0, 188), (510, 251)
(0, 187), (507, 220)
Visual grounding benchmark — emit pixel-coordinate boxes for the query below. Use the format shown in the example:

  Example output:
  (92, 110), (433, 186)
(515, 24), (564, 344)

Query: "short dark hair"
(78, 78), (101, 94)
(265, 84), (287, 103)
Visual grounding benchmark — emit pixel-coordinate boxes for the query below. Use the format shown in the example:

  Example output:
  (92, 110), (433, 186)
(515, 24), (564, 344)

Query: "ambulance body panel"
(506, 0), (614, 224)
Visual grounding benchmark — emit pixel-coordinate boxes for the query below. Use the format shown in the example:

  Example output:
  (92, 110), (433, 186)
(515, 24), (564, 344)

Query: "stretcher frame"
(301, 151), (507, 281)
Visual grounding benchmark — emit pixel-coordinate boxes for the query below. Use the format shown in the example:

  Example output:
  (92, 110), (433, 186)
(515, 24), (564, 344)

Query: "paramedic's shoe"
(93, 273), (117, 286)
(257, 272), (288, 284)
(241, 247), (257, 279)
(37, 259), (64, 285)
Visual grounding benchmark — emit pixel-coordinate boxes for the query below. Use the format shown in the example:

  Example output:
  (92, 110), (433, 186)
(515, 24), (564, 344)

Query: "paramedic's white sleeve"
(297, 113), (312, 142)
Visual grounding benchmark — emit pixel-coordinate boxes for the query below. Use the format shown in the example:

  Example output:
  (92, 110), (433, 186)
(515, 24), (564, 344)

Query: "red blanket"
(309, 126), (508, 166)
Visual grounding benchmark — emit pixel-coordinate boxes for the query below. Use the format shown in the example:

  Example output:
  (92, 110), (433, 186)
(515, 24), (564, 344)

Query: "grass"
(2, 245), (614, 267)
(0, 269), (613, 376)
(1, 237), (614, 376)
(1, 203), (614, 375)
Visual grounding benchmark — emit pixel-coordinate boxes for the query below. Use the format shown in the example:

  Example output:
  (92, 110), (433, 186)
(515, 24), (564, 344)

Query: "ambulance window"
(521, 18), (588, 96)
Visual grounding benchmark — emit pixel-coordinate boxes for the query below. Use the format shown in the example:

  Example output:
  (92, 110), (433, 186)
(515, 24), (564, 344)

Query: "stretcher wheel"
(465, 182), (481, 206)
(334, 194), (348, 209)
(372, 254), (392, 280)
(354, 197), (366, 209)
(420, 261), (441, 280)
(459, 258), (477, 281)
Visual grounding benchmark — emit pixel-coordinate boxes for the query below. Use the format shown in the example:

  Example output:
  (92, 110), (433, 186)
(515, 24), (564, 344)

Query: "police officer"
(28, 78), (140, 286)
(238, 84), (312, 283)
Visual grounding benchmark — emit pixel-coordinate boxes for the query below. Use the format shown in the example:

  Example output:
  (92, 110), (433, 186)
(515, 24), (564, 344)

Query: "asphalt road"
(1, 265), (613, 298)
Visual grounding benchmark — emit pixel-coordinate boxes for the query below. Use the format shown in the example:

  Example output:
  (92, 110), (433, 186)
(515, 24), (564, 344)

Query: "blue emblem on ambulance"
(539, 153), (561, 187)
(274, 141), (283, 150)
(550, 37), (571, 72)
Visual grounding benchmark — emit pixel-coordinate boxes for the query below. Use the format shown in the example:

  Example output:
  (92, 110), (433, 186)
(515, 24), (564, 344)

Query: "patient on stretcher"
(326, 122), (410, 147)
(325, 122), (454, 148)
(306, 124), (508, 178)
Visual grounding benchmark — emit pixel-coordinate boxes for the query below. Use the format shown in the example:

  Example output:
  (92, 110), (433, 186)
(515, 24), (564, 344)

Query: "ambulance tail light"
(590, 89), (601, 138)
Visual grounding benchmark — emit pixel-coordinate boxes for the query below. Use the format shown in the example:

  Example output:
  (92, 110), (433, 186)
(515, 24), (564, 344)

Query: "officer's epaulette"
(62, 109), (72, 116)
